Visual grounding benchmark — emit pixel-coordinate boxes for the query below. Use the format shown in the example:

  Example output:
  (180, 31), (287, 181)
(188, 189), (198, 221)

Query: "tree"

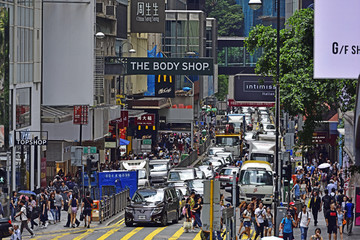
(215, 75), (228, 101)
(245, 8), (357, 147)
(205, 0), (244, 36)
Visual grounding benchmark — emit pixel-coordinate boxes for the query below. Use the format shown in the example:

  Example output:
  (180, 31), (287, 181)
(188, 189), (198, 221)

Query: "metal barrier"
(98, 188), (130, 223)
(178, 136), (211, 167)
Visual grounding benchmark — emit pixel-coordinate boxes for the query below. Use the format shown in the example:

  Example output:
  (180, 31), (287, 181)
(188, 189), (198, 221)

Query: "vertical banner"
(40, 157), (47, 188)
(121, 110), (129, 127)
(356, 187), (360, 226)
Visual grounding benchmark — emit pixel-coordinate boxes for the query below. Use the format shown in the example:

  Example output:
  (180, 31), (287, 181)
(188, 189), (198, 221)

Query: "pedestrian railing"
(98, 188), (130, 223)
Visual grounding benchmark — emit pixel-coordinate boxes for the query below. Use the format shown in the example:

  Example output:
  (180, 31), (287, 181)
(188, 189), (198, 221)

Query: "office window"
(16, 87), (31, 128)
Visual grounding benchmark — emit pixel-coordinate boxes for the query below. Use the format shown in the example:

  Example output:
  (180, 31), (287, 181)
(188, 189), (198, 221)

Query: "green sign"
(142, 139), (152, 145)
(83, 146), (97, 154)
(127, 57), (214, 75)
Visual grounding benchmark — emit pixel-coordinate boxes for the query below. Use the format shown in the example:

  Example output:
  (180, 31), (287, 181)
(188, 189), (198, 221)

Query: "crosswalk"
(25, 218), (265, 240)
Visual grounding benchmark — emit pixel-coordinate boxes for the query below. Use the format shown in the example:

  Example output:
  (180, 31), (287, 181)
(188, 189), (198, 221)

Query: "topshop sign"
(127, 57), (214, 75)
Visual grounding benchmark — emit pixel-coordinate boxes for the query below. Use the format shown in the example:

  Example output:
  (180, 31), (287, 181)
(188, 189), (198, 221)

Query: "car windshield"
(188, 180), (203, 189)
(251, 153), (274, 163)
(150, 164), (167, 172)
(168, 170), (195, 181)
(266, 125), (275, 129)
(138, 169), (147, 179)
(132, 189), (164, 203)
(240, 170), (273, 186)
(220, 168), (237, 176)
(216, 137), (239, 146)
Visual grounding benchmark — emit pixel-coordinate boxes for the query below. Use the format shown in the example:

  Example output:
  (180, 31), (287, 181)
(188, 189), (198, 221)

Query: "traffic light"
(225, 185), (240, 207)
(0, 168), (6, 185)
(282, 164), (292, 180)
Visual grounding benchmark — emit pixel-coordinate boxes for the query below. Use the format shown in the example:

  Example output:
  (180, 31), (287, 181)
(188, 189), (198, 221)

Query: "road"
(18, 200), (360, 240)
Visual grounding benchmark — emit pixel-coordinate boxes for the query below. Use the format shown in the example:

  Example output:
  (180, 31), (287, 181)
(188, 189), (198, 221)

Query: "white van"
(249, 141), (275, 164)
(239, 161), (273, 204)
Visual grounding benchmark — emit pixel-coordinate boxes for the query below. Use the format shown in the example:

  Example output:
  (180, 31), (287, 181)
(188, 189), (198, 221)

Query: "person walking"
(15, 200), (35, 238)
(64, 191), (80, 228)
(292, 179), (301, 201)
(264, 206), (273, 237)
(297, 204), (311, 240)
(309, 191), (322, 226)
(344, 197), (354, 235)
(81, 191), (93, 228)
(280, 212), (296, 240)
(192, 197), (202, 231)
(48, 192), (57, 224)
(325, 203), (337, 240)
(238, 202), (247, 236)
(10, 191), (18, 222)
(337, 205), (345, 240)
(54, 190), (64, 223)
(322, 189), (332, 219)
(69, 194), (79, 228)
(39, 194), (48, 228)
(254, 202), (266, 240)
(29, 195), (38, 230)
(239, 204), (252, 240)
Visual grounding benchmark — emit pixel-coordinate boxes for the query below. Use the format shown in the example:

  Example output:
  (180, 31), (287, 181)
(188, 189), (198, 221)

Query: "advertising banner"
(121, 110), (129, 127)
(41, 157), (47, 188)
(356, 186), (360, 226)
(155, 75), (175, 98)
(131, 0), (165, 33)
(233, 75), (275, 105)
(127, 57), (214, 75)
(73, 105), (89, 125)
(314, 0), (360, 79)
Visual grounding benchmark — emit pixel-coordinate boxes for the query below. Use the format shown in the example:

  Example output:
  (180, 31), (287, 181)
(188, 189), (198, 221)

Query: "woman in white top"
(239, 204), (253, 240)
(264, 207), (274, 236)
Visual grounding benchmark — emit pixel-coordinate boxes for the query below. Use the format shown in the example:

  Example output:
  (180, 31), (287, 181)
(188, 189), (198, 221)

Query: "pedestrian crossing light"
(0, 169), (6, 185)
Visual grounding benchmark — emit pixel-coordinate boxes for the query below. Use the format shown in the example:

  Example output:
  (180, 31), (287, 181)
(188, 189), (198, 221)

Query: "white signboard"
(314, 0), (360, 79)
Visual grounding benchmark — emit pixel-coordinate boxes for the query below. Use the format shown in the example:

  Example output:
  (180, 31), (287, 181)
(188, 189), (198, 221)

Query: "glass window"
(16, 87), (31, 129)
(240, 170), (273, 186)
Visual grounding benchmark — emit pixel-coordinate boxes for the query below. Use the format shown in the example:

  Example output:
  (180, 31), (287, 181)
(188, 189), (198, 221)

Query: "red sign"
(110, 118), (123, 128)
(40, 157), (47, 188)
(73, 105), (89, 125)
(312, 132), (328, 144)
(228, 99), (275, 107)
(135, 114), (155, 126)
(121, 111), (129, 127)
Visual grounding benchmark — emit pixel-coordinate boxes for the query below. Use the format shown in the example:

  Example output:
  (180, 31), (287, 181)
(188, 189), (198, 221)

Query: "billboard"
(233, 75), (275, 105)
(127, 57), (214, 75)
(155, 75), (175, 98)
(131, 0), (165, 33)
(314, 0), (360, 79)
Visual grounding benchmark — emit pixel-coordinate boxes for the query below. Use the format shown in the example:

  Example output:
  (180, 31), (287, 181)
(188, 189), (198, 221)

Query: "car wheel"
(172, 211), (179, 224)
(161, 213), (168, 226)
(125, 220), (133, 227)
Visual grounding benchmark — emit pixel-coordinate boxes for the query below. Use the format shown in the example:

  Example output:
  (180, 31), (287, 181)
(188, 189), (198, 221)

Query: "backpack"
(323, 195), (331, 209)
(25, 205), (32, 219)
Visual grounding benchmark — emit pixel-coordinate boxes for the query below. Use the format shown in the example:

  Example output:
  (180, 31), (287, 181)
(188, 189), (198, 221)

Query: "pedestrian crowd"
(183, 191), (203, 233)
(9, 173), (94, 239)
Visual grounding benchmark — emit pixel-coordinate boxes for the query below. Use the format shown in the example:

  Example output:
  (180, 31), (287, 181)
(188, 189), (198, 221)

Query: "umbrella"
(119, 138), (130, 146)
(318, 163), (331, 169)
(18, 190), (36, 196)
(261, 237), (283, 240)
(19, 195), (29, 201)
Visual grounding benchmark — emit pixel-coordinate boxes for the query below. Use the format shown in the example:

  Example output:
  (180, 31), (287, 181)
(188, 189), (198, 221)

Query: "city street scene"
(0, 0), (360, 239)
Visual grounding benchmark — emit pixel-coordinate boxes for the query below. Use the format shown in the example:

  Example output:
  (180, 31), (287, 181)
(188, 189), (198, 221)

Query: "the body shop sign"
(131, 0), (165, 33)
(233, 75), (275, 105)
(314, 0), (360, 79)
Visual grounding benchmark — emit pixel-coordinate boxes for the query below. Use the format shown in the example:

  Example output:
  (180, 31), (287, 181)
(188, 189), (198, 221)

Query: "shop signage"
(312, 132), (328, 144)
(127, 58), (214, 75)
(234, 75), (275, 104)
(41, 158), (47, 188)
(314, 0), (360, 79)
(135, 113), (155, 126)
(73, 105), (89, 125)
(228, 99), (275, 107)
(105, 142), (117, 149)
(155, 75), (175, 98)
(121, 111), (129, 127)
(15, 130), (48, 146)
(131, 0), (165, 33)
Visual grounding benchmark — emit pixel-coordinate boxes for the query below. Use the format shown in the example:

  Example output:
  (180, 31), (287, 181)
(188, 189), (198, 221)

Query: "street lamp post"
(249, 0), (281, 235)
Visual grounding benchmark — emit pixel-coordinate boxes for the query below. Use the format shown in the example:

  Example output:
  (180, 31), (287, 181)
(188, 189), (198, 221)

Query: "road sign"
(203, 180), (220, 204)
(83, 146), (97, 154)
(71, 146), (83, 166)
(73, 105), (89, 125)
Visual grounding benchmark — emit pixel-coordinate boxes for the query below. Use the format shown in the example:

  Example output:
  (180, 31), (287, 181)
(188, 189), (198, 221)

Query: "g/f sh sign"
(314, 0), (360, 79)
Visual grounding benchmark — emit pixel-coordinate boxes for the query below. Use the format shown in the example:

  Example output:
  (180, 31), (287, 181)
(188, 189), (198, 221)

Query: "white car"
(263, 123), (275, 132)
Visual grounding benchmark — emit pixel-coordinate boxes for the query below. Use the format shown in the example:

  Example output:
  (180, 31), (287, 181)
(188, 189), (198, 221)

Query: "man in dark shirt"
(322, 189), (331, 219)
(82, 191), (93, 228)
(309, 191), (322, 226)
(325, 203), (337, 240)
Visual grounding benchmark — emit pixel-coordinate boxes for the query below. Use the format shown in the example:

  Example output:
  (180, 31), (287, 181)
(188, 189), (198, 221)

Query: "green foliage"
(205, 0), (244, 36)
(215, 75), (228, 101)
(245, 9), (357, 148)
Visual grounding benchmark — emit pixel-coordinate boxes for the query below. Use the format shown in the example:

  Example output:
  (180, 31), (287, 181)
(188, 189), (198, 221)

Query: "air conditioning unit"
(96, 2), (105, 13)
(106, 5), (115, 16)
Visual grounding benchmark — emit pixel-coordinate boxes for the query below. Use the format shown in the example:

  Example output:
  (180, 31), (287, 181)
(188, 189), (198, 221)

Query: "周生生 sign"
(314, 0), (360, 79)
(131, 0), (165, 33)
(127, 58), (214, 75)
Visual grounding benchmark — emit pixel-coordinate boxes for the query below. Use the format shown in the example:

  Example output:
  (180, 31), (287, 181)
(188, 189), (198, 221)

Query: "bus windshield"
(240, 170), (273, 186)
(216, 137), (239, 146)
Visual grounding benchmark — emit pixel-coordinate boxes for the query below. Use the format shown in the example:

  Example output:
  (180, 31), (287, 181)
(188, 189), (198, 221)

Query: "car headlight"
(125, 207), (134, 212)
(239, 189), (244, 195)
(151, 207), (163, 215)
(264, 194), (273, 198)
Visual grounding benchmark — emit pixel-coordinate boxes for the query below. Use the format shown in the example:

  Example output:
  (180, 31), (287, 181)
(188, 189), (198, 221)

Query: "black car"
(125, 186), (180, 227)
(0, 218), (12, 239)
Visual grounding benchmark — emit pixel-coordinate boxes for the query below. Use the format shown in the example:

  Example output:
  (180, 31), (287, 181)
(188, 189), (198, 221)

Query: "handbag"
(343, 219), (347, 225)
(47, 211), (54, 221)
(264, 218), (269, 227)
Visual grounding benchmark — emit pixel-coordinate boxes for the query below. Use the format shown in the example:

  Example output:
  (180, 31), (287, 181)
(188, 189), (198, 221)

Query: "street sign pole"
(232, 172), (237, 240)
(210, 180), (213, 240)
(88, 146), (91, 191)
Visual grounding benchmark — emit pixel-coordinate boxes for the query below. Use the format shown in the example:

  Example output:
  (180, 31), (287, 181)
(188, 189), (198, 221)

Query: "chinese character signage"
(121, 110), (129, 127)
(131, 0), (165, 33)
(155, 75), (175, 98)
(135, 114), (155, 126)
(73, 105), (89, 125)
